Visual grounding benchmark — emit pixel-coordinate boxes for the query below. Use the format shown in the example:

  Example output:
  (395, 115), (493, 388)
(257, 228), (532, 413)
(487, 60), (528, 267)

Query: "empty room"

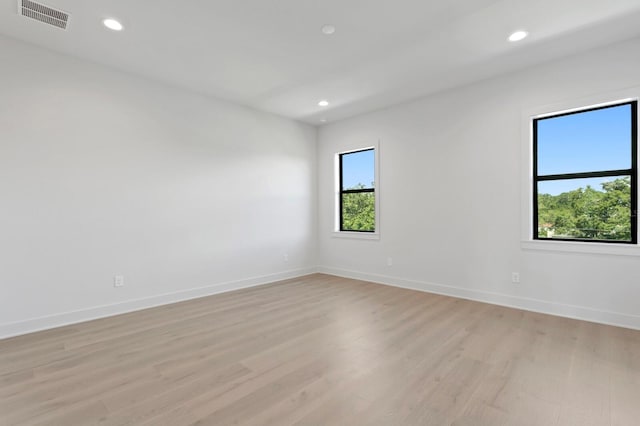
(2, 0), (640, 425)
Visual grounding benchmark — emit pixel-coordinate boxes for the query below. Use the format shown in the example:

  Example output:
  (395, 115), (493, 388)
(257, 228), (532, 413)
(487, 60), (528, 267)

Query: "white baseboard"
(317, 266), (640, 331)
(0, 268), (317, 340)
(3, 265), (638, 339)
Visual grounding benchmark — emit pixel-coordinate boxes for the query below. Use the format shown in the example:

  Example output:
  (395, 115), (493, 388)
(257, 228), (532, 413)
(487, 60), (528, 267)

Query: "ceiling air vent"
(18, 0), (69, 30)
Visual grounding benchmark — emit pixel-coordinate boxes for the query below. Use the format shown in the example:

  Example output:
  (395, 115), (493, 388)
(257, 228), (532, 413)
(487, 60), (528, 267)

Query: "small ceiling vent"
(18, 0), (69, 30)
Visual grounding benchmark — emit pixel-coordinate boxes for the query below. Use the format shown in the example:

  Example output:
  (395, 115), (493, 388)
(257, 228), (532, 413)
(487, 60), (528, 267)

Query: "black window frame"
(339, 148), (375, 233)
(533, 100), (638, 244)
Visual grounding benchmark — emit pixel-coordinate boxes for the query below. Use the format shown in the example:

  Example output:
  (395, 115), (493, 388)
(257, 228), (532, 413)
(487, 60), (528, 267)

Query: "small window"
(339, 148), (375, 232)
(533, 101), (638, 243)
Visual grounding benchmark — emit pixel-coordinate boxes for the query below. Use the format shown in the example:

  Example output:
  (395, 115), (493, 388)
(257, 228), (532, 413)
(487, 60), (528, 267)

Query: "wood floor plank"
(1, 273), (639, 425)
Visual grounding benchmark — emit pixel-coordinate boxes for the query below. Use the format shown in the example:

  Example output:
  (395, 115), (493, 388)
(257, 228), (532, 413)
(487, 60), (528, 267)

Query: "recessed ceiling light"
(320, 118), (327, 123)
(103, 18), (124, 31)
(318, 100), (330, 107)
(321, 25), (336, 35)
(508, 30), (528, 42)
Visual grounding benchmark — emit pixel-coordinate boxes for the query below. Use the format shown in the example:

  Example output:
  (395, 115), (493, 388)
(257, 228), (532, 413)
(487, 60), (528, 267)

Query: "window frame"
(532, 100), (638, 245)
(339, 148), (376, 232)
(333, 143), (380, 239)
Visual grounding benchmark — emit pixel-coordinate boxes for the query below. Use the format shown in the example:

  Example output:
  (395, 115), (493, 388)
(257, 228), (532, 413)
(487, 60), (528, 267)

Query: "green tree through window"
(538, 177), (631, 241)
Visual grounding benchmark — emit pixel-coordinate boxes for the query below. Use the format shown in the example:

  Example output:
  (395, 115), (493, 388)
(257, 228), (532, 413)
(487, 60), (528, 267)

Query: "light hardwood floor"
(1, 274), (639, 425)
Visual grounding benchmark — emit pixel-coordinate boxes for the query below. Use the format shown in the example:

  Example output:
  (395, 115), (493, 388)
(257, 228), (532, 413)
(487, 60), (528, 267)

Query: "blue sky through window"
(537, 103), (632, 195)
(342, 149), (374, 189)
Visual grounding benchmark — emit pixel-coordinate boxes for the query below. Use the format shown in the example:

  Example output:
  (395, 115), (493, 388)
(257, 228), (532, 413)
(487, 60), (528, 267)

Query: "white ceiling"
(2, 0), (640, 125)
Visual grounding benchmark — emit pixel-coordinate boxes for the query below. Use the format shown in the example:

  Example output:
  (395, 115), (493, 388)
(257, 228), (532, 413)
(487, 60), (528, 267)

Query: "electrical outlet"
(114, 275), (124, 288)
(387, 257), (393, 266)
(283, 253), (289, 262)
(511, 272), (520, 284)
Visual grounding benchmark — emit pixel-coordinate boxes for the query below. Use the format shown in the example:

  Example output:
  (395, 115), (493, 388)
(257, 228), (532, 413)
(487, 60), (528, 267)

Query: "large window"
(533, 101), (637, 243)
(339, 148), (375, 232)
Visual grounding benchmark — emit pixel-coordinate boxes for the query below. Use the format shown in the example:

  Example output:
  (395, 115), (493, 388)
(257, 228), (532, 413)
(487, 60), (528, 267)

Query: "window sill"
(521, 240), (640, 256)
(332, 231), (380, 240)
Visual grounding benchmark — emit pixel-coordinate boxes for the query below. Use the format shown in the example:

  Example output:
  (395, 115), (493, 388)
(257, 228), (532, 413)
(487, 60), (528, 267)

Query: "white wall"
(318, 37), (640, 330)
(0, 35), (317, 338)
